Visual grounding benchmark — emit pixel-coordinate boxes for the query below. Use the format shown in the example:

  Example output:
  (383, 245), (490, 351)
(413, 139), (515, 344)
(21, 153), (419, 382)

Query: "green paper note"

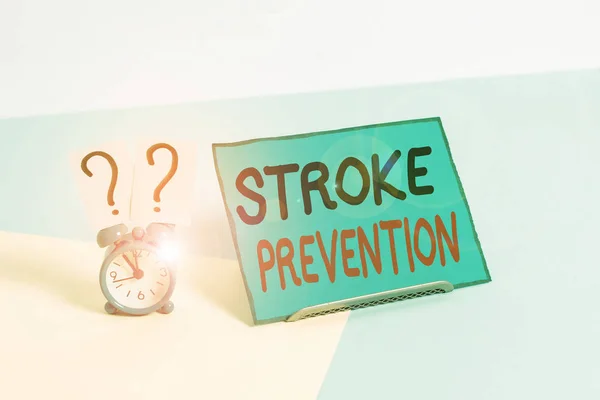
(213, 117), (490, 324)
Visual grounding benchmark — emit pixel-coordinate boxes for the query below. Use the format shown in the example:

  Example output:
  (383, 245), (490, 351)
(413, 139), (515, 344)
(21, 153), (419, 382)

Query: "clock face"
(103, 247), (172, 311)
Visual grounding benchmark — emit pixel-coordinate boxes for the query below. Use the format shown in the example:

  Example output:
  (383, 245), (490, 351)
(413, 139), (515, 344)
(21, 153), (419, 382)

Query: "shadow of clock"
(0, 231), (105, 314)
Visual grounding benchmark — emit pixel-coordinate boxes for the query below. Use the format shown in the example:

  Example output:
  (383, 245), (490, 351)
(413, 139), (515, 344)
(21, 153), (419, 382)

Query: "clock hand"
(124, 253), (145, 279)
(122, 254), (139, 272)
(113, 276), (135, 283)
(133, 252), (141, 271)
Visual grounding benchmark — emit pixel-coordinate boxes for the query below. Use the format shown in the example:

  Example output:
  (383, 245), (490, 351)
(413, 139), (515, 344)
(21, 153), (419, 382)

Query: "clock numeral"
(110, 271), (118, 282)
(133, 250), (143, 258)
(138, 291), (145, 300)
(160, 268), (168, 277)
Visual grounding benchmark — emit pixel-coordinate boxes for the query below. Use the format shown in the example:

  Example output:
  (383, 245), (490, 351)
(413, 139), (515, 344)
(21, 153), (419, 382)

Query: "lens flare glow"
(157, 240), (181, 263)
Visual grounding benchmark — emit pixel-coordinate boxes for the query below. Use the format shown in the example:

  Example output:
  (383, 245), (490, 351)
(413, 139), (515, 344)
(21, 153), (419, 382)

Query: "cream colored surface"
(0, 231), (349, 400)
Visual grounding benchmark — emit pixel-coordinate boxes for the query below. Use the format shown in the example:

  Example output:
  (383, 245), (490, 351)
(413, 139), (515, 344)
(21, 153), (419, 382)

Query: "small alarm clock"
(96, 223), (178, 316)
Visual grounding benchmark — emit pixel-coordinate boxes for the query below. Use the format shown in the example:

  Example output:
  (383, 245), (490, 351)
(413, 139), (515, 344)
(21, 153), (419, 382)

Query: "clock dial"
(105, 248), (172, 310)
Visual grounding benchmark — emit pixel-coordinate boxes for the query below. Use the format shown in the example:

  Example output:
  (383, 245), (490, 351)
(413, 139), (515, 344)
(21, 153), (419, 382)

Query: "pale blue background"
(1, 69), (599, 399)
(214, 118), (489, 322)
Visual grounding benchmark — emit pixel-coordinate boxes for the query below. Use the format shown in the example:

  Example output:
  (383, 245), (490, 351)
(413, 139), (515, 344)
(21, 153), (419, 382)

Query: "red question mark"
(81, 151), (120, 215)
(146, 143), (179, 213)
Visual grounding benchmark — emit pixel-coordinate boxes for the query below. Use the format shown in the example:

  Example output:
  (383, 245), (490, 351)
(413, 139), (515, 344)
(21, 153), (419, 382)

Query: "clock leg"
(104, 302), (118, 315)
(158, 301), (174, 314)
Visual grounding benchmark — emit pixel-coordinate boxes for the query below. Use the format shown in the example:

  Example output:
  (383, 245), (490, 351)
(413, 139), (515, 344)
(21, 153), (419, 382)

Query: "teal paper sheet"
(213, 118), (489, 323)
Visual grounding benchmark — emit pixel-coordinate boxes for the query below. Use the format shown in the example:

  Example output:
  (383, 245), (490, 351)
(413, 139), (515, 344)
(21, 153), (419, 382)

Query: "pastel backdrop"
(1, 69), (599, 399)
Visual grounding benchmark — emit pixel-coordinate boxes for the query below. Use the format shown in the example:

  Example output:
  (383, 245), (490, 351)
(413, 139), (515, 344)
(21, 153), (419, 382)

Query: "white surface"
(0, 231), (348, 400)
(1, 0), (600, 118)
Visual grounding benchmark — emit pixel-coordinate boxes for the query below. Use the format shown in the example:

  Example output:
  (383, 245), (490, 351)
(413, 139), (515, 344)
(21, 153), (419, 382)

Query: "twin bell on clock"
(96, 222), (178, 316)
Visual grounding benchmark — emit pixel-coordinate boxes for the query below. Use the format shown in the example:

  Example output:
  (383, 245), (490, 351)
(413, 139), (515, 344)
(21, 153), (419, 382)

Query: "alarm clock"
(96, 223), (178, 316)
